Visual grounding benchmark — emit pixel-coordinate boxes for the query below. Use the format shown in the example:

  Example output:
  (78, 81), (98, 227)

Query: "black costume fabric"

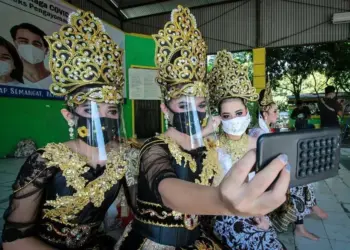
(1, 149), (124, 250)
(115, 137), (221, 249)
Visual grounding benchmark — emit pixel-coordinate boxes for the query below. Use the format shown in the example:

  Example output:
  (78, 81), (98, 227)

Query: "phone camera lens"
(300, 152), (307, 158)
(321, 139), (326, 146)
(308, 160), (313, 167)
(326, 148), (331, 154)
(314, 159), (319, 166)
(308, 151), (315, 158)
(321, 157), (325, 164)
(313, 168), (319, 174)
(314, 149), (320, 157)
(299, 170), (306, 177)
(314, 141), (320, 147)
(300, 161), (307, 168)
(321, 148), (326, 155)
(300, 142), (307, 150)
(308, 141), (314, 148)
(307, 169), (313, 176)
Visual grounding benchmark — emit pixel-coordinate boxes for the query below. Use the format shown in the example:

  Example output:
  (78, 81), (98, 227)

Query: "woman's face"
(220, 98), (247, 120)
(264, 103), (279, 124)
(167, 96), (207, 113)
(74, 102), (119, 119)
(0, 45), (14, 77)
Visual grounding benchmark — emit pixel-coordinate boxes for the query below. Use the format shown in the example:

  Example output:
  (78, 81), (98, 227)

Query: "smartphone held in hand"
(256, 128), (341, 188)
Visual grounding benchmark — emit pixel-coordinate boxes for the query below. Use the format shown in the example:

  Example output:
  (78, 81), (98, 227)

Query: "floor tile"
(322, 212), (350, 227)
(329, 239), (350, 250)
(324, 223), (350, 241)
(314, 193), (338, 202)
(301, 217), (328, 239)
(295, 237), (332, 250)
(278, 231), (295, 250)
(316, 200), (345, 213)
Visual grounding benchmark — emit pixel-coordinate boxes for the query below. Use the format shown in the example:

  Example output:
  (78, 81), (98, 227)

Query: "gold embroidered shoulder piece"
(156, 135), (219, 186)
(41, 143), (127, 225)
(219, 133), (249, 162)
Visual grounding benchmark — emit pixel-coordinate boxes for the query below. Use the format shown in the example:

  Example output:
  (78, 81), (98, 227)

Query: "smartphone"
(256, 128), (341, 188)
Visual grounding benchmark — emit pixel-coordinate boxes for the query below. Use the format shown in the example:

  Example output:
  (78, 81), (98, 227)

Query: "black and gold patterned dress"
(1, 143), (136, 250)
(115, 136), (222, 250)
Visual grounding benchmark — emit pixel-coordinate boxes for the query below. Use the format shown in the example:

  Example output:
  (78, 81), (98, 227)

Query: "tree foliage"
(266, 42), (350, 102)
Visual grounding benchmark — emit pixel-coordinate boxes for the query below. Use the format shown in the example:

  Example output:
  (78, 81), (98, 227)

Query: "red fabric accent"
(117, 206), (134, 227)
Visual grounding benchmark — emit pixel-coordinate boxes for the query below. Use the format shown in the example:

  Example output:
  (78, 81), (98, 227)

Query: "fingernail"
(278, 154), (288, 164)
(285, 163), (291, 173)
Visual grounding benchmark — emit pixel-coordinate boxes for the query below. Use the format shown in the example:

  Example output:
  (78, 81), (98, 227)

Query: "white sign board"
(129, 68), (161, 100)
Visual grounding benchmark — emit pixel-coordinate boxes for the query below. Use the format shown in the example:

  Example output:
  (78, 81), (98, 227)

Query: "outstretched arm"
(144, 144), (290, 217)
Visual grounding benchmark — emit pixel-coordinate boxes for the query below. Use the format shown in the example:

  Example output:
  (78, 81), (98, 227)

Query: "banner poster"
(0, 0), (126, 100)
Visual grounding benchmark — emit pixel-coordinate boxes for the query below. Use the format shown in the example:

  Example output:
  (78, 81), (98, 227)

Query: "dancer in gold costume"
(115, 6), (290, 250)
(2, 10), (138, 250)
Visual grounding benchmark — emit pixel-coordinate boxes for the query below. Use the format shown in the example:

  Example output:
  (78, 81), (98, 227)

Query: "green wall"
(0, 98), (68, 157)
(124, 34), (156, 137)
(0, 33), (156, 157)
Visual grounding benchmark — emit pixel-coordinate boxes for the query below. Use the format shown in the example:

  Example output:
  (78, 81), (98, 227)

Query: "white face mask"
(0, 60), (13, 76)
(222, 112), (251, 136)
(17, 44), (45, 64)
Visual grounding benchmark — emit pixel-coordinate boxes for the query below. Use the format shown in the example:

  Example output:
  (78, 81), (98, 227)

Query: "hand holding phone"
(256, 128), (340, 188)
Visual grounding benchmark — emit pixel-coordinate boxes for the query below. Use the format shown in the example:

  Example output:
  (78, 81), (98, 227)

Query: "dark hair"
(218, 97), (246, 114)
(0, 36), (23, 83)
(296, 100), (303, 106)
(325, 86), (335, 95)
(10, 23), (48, 48)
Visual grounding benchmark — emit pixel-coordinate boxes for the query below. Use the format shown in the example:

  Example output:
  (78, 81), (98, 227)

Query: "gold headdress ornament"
(152, 5), (208, 101)
(207, 50), (259, 109)
(45, 10), (124, 106)
(260, 80), (275, 108)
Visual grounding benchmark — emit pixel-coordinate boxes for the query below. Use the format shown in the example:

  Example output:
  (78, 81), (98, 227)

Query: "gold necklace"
(219, 133), (249, 162)
(157, 135), (219, 186)
(41, 143), (127, 226)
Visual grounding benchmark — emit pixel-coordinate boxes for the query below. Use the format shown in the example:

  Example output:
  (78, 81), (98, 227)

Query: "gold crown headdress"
(207, 50), (259, 108)
(152, 5), (208, 101)
(45, 10), (124, 106)
(260, 81), (275, 108)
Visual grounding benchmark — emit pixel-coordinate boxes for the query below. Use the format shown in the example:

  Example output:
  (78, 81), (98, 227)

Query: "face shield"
(166, 96), (217, 150)
(68, 100), (127, 163)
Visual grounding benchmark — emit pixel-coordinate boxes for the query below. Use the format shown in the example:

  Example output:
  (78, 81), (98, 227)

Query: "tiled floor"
(0, 154), (350, 249)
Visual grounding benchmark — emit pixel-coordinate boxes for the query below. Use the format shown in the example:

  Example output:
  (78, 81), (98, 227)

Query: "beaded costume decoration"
(207, 50), (259, 110)
(152, 5), (208, 101)
(45, 10), (124, 106)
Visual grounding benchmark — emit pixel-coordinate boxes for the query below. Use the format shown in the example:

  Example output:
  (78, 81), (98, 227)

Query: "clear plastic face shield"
(165, 96), (217, 150)
(66, 100), (127, 165)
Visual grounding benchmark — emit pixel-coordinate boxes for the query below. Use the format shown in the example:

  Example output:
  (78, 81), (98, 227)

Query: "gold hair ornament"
(260, 81), (275, 109)
(207, 50), (259, 110)
(152, 5), (208, 101)
(45, 10), (124, 106)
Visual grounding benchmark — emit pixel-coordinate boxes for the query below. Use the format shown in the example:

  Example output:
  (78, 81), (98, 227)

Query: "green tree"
(266, 46), (317, 101)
